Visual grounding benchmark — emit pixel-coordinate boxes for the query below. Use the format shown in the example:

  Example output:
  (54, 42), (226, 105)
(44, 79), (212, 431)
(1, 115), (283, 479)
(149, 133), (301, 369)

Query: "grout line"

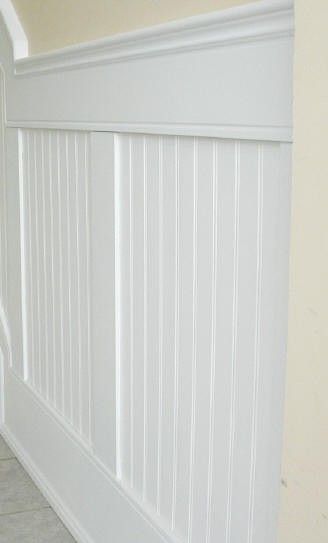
(142, 135), (148, 502)
(0, 506), (51, 518)
(187, 137), (198, 543)
(0, 456), (15, 461)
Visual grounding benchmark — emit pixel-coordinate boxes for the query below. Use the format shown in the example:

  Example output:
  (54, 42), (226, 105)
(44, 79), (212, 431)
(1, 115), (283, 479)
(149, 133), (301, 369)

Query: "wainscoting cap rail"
(14, 0), (294, 76)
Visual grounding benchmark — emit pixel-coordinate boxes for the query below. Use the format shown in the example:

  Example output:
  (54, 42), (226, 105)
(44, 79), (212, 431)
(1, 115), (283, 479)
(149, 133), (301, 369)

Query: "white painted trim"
(17, 129), (29, 380)
(0, 371), (183, 543)
(14, 0), (293, 76)
(0, 0), (28, 60)
(0, 2), (293, 541)
(6, 120), (292, 143)
(0, 302), (11, 424)
(0, 301), (12, 361)
(0, 425), (93, 543)
(3, 1), (293, 143)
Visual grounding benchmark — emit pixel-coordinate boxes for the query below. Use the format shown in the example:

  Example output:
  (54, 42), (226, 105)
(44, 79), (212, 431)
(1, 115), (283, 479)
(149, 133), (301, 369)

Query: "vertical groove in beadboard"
(0, 130), (2, 307)
(156, 136), (164, 514)
(74, 134), (82, 434)
(33, 131), (42, 392)
(171, 136), (180, 531)
(57, 132), (65, 415)
(18, 129), (29, 380)
(226, 140), (240, 543)
(19, 129), (92, 441)
(48, 132), (56, 405)
(84, 133), (92, 445)
(142, 135), (148, 502)
(247, 143), (264, 543)
(114, 133), (123, 476)
(0, 130), (1, 306)
(0, 115), (2, 306)
(65, 133), (73, 423)
(0, 119), (2, 307)
(26, 133), (35, 387)
(129, 136), (134, 486)
(188, 137), (198, 543)
(0, 73), (7, 309)
(40, 132), (50, 399)
(206, 141), (219, 543)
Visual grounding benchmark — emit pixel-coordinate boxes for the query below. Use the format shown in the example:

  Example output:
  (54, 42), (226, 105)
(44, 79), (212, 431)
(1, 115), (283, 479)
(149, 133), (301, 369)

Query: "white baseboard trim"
(1, 367), (180, 543)
(0, 423), (92, 543)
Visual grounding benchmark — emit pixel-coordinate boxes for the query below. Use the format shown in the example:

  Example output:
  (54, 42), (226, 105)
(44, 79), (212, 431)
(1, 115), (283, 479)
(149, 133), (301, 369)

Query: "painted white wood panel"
(0, 2), (292, 542)
(115, 134), (290, 543)
(6, 128), (24, 376)
(7, 36), (293, 142)
(89, 132), (116, 473)
(0, 69), (7, 313)
(19, 129), (92, 443)
(4, 1), (293, 143)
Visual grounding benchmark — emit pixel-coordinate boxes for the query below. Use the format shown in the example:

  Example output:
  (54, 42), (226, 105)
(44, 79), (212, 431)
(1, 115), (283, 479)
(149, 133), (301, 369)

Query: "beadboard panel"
(0, 69), (7, 312)
(19, 129), (92, 444)
(0, 2), (293, 543)
(116, 133), (290, 543)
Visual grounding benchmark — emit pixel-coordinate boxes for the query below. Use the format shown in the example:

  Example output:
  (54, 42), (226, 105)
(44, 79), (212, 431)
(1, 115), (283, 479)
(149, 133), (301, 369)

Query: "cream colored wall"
(11, 0), (252, 54)
(278, 1), (328, 541)
(9, 0), (328, 542)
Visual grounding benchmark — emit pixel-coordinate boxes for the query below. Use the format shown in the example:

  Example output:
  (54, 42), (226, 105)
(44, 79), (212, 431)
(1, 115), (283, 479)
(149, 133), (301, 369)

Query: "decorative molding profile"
(6, 120), (292, 143)
(0, 0), (28, 59)
(14, 0), (293, 76)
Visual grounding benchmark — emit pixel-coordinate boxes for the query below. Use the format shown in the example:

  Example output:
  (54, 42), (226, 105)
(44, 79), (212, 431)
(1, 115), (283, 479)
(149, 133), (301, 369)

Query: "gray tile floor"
(0, 434), (76, 542)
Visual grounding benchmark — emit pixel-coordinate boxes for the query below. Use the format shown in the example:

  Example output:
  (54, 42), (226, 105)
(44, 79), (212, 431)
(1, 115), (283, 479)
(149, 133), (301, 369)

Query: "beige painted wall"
(278, 1), (328, 541)
(10, 1), (328, 542)
(12, 0), (252, 54)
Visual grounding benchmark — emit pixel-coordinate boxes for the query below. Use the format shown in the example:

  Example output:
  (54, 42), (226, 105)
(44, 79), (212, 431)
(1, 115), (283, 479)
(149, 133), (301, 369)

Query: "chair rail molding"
(0, 1), (293, 543)
(4, 0), (294, 143)
(14, 0), (293, 76)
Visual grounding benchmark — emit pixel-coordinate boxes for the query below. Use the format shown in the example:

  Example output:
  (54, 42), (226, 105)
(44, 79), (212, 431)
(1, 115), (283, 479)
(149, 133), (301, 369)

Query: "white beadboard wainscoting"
(0, 1), (293, 542)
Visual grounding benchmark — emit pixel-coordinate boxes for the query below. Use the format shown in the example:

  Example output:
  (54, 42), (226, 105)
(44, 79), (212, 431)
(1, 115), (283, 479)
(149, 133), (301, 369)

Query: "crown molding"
(0, 0), (28, 59)
(14, 0), (293, 76)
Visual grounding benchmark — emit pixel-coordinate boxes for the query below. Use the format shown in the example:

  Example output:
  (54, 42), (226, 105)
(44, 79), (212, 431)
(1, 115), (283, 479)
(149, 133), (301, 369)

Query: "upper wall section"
(12, 0), (256, 54)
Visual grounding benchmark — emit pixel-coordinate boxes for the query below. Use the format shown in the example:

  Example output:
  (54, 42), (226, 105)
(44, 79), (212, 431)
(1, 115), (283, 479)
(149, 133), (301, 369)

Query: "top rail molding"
(14, 0), (294, 76)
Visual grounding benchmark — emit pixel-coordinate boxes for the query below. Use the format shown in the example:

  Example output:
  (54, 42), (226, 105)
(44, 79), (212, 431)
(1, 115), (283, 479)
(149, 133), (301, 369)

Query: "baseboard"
(1, 366), (177, 543)
(0, 424), (93, 543)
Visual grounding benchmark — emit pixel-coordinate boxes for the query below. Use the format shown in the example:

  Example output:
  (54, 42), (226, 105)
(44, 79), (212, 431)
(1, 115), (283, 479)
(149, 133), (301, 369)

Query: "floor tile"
(0, 508), (76, 542)
(0, 436), (14, 461)
(0, 459), (48, 515)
